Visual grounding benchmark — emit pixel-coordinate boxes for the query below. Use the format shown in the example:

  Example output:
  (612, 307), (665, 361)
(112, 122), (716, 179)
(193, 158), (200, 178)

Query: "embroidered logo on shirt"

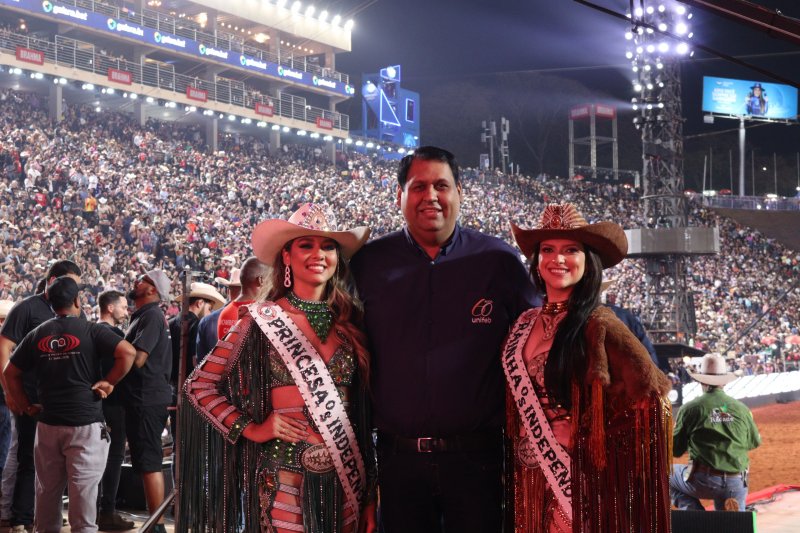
(471, 298), (493, 324)
(709, 408), (735, 424)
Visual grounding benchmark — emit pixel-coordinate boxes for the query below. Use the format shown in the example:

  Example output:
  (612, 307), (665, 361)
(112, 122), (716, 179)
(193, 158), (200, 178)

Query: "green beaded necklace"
(287, 291), (333, 342)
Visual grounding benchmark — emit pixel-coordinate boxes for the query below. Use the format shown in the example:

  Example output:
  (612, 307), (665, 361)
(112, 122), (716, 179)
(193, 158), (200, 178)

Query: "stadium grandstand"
(2, 0), (800, 531)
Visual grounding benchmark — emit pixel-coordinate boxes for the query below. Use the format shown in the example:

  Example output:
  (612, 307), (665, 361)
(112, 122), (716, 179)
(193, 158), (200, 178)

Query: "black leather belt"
(693, 462), (744, 479)
(377, 429), (502, 453)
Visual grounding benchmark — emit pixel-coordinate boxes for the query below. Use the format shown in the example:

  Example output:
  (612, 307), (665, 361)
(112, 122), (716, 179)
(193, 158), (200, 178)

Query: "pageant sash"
(502, 308), (573, 520)
(250, 302), (365, 523)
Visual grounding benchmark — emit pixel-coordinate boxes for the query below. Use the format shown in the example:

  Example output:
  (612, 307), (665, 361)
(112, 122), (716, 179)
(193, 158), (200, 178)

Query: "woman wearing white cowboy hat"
(178, 203), (376, 533)
(502, 203), (673, 532)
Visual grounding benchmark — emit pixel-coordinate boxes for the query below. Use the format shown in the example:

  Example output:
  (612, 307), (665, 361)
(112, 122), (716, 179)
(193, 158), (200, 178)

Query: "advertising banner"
(15, 46), (44, 65)
(186, 86), (208, 102)
(1, 0), (355, 97)
(255, 103), (274, 117)
(702, 76), (798, 120)
(107, 68), (132, 85)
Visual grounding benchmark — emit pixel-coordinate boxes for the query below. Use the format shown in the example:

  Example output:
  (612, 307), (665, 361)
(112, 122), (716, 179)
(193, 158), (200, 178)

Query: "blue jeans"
(670, 463), (748, 511)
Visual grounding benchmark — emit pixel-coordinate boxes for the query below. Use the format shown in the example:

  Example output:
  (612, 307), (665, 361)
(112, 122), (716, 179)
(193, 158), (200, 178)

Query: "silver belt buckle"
(417, 437), (435, 453)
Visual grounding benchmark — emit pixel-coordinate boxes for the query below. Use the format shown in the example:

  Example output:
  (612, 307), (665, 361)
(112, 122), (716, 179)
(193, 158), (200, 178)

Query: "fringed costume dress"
(176, 305), (375, 532)
(504, 306), (673, 533)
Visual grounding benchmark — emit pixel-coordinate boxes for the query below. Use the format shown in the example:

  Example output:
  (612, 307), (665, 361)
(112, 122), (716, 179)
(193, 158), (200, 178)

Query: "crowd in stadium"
(1, 88), (798, 370)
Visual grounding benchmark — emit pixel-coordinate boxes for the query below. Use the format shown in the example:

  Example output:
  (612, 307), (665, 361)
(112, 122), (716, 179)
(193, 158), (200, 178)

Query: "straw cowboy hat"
(215, 267), (241, 287)
(189, 282), (226, 311)
(251, 203), (370, 264)
(510, 203), (628, 268)
(688, 353), (738, 386)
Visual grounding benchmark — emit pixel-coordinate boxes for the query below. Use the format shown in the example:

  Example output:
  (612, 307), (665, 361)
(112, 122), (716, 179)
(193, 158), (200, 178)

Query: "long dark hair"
(531, 244), (604, 409)
(268, 240), (370, 385)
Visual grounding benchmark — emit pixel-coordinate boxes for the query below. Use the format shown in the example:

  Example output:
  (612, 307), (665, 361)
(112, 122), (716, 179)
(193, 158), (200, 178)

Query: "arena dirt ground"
(675, 400), (800, 491)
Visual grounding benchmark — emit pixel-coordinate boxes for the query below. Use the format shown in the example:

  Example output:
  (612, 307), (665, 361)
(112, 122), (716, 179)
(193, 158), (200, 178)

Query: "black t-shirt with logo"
(0, 293), (55, 404)
(118, 302), (172, 406)
(10, 316), (122, 426)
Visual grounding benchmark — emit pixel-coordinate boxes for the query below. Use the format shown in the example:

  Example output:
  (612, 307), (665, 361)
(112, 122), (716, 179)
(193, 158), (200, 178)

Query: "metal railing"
(703, 195), (800, 211)
(47, 0), (350, 84)
(1, 31), (349, 131)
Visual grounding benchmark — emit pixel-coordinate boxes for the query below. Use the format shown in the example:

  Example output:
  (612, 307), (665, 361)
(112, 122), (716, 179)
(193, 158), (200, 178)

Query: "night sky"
(330, 0), (800, 192)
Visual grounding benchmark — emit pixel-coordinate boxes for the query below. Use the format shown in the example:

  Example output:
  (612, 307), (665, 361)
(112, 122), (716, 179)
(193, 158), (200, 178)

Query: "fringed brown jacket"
(505, 306), (673, 533)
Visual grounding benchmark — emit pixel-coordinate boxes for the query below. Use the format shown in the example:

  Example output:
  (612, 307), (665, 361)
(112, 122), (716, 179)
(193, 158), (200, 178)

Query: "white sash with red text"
(250, 302), (365, 525)
(502, 308), (573, 520)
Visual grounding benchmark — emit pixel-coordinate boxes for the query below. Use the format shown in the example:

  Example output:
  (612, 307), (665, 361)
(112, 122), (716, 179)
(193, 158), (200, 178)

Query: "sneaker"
(724, 498), (740, 512)
(97, 512), (136, 531)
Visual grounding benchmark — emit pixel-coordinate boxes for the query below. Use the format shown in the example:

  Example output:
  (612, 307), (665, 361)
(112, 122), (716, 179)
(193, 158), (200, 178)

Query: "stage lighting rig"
(624, 2), (718, 341)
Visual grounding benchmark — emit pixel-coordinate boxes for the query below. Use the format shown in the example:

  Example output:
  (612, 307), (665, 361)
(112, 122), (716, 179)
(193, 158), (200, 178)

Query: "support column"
(48, 83), (63, 122)
(206, 118), (218, 152)
(134, 101), (146, 126)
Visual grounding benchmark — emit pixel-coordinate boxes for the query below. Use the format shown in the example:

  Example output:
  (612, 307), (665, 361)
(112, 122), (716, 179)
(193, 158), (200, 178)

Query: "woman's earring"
(284, 265), (292, 288)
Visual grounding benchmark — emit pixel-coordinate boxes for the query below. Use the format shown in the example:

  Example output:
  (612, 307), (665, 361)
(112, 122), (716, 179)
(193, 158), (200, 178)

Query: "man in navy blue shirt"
(351, 146), (537, 533)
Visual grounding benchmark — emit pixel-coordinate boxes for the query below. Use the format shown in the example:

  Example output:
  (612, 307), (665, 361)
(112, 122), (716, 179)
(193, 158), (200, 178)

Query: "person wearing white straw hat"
(670, 353), (761, 513)
(503, 203), (672, 532)
(178, 203), (376, 533)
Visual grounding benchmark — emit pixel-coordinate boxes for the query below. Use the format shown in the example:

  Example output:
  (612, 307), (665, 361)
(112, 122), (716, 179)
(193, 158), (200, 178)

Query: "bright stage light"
(658, 23), (667, 32)
(658, 5), (665, 12)
(658, 42), (669, 53)
(625, 51), (634, 59)
(646, 44), (655, 53)
(625, 31), (633, 40)
(676, 42), (689, 54)
(676, 5), (686, 15)
(146, 96), (155, 103)
(291, 1), (301, 13)
(634, 7), (643, 16)
(344, 19), (354, 30)
(319, 10), (328, 22)
(271, 124), (280, 130)
(331, 14), (341, 26)
(305, 5), (315, 17)
(675, 22), (688, 35)
(646, 6), (654, 14)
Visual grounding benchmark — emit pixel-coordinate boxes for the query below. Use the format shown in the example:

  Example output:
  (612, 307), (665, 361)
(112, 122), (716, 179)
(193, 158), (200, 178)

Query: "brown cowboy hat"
(510, 203), (628, 268)
(251, 203), (370, 264)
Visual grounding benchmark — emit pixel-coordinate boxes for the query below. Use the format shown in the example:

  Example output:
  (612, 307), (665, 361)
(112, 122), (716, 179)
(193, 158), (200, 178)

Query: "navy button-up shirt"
(351, 225), (539, 436)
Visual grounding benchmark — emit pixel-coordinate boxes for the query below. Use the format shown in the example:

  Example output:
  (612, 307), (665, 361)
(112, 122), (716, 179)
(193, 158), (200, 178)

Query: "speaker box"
(671, 510), (755, 533)
(117, 462), (174, 511)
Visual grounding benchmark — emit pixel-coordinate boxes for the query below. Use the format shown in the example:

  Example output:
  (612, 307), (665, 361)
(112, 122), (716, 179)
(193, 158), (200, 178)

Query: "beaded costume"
(504, 306), (673, 533)
(176, 308), (375, 533)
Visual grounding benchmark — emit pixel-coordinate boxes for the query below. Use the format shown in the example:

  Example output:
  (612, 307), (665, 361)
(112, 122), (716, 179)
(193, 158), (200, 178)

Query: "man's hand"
(91, 380), (114, 399)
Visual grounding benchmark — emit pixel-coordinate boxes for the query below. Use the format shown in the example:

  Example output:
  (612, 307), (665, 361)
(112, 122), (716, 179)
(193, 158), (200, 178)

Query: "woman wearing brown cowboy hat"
(177, 203), (377, 533)
(502, 203), (673, 532)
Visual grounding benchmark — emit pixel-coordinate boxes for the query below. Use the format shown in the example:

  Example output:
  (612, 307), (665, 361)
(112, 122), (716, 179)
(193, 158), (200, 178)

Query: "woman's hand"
(242, 412), (309, 443)
(358, 501), (377, 533)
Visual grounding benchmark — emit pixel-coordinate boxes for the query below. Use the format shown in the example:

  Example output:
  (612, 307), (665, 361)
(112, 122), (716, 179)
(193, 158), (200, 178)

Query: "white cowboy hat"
(215, 267), (241, 287)
(251, 203), (370, 264)
(688, 353), (738, 386)
(189, 282), (226, 311)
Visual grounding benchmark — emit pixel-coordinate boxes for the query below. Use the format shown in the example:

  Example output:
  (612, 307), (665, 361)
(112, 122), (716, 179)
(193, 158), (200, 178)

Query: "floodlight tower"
(625, 2), (719, 341)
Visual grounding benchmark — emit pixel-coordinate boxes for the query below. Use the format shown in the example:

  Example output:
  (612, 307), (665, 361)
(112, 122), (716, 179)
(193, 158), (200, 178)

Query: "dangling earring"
(284, 264), (292, 288)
